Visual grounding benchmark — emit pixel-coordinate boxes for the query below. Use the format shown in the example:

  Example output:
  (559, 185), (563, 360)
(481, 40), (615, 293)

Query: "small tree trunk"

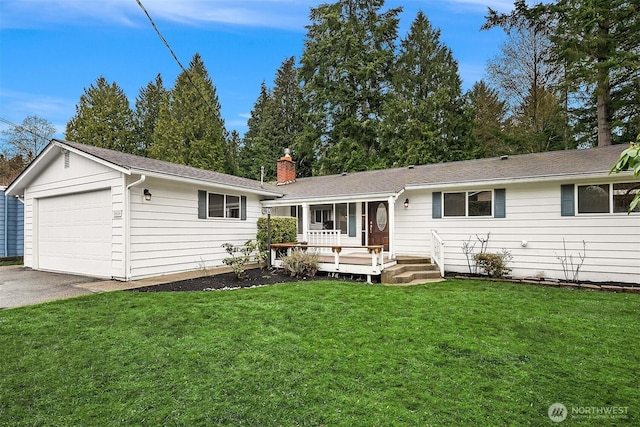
(596, 91), (612, 147)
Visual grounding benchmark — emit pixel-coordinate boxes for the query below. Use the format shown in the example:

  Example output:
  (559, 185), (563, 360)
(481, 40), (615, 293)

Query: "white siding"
(128, 178), (263, 279)
(22, 150), (124, 278)
(394, 180), (640, 284)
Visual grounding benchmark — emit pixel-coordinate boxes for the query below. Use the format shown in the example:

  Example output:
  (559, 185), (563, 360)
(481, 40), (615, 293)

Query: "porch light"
(143, 189), (152, 201)
(404, 198), (410, 208)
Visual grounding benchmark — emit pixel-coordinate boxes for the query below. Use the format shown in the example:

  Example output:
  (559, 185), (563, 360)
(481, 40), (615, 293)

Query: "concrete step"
(381, 261), (440, 284)
(395, 255), (431, 264)
(384, 269), (442, 284)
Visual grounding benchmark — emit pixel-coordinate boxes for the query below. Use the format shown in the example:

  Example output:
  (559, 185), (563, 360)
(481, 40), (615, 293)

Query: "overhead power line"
(0, 117), (51, 141)
(134, 0), (219, 117)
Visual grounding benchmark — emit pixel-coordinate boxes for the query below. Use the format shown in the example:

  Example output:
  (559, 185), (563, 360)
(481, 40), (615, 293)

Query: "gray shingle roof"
(57, 140), (282, 196)
(274, 144), (630, 201)
(57, 140), (631, 202)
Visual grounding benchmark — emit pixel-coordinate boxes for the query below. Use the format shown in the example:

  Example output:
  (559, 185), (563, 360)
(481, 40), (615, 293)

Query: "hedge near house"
(256, 216), (298, 254)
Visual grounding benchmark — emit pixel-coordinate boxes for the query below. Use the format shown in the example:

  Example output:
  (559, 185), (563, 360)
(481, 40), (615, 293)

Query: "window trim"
(198, 190), (247, 220)
(573, 181), (640, 215)
(440, 189), (496, 218)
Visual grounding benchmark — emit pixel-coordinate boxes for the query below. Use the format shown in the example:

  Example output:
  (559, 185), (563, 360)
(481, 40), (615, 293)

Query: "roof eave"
(54, 140), (132, 175)
(404, 170), (633, 191)
(130, 168), (284, 197)
(5, 142), (66, 196)
(263, 190), (398, 206)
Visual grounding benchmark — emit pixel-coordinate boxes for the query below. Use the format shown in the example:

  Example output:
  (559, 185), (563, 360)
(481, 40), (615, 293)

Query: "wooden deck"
(270, 243), (396, 283)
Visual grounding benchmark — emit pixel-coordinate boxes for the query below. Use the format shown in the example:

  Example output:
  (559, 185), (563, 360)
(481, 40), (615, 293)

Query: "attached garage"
(6, 140), (281, 281)
(37, 189), (112, 278)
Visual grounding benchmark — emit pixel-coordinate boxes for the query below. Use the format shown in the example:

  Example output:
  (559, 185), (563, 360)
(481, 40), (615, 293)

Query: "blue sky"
(0, 0), (513, 144)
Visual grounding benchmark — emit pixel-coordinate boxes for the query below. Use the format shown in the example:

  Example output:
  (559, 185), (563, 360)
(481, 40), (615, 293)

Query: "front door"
(368, 201), (389, 251)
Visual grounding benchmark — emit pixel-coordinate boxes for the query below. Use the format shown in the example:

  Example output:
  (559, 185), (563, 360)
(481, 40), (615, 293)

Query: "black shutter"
(241, 196), (247, 220)
(494, 189), (506, 218)
(198, 190), (207, 219)
(432, 192), (442, 219)
(561, 184), (575, 216)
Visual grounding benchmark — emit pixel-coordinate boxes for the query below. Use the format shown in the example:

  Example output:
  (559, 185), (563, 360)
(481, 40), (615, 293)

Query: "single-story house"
(1, 186), (24, 258)
(6, 139), (639, 284)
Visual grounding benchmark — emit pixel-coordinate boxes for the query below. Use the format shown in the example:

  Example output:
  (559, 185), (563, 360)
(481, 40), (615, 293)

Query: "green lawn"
(1, 279), (638, 426)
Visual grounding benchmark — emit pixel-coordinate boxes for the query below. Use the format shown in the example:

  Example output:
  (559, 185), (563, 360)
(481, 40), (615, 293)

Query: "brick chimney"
(276, 148), (296, 185)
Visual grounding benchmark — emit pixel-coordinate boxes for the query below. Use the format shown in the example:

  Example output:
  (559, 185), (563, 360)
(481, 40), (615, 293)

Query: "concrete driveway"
(0, 266), (106, 309)
(0, 265), (225, 309)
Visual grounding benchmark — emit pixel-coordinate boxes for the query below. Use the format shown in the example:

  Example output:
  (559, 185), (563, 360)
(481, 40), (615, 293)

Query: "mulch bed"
(128, 268), (372, 292)
(127, 268), (637, 293)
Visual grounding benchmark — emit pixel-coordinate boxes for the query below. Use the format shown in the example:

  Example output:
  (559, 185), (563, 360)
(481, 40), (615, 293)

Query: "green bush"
(281, 249), (319, 278)
(256, 216), (298, 257)
(473, 250), (512, 278)
(222, 240), (258, 278)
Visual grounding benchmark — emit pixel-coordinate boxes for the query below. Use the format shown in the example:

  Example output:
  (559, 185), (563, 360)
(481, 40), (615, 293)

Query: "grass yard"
(1, 279), (638, 426)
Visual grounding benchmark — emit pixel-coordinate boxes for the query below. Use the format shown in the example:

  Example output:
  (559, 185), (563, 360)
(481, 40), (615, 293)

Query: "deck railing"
(306, 230), (341, 252)
(431, 230), (445, 277)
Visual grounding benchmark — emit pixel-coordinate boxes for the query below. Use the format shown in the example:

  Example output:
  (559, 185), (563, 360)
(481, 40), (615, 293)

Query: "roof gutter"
(404, 170), (635, 191)
(262, 191), (399, 207)
(126, 174), (146, 191)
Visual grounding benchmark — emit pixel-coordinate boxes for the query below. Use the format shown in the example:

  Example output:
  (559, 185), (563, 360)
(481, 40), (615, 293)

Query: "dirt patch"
(128, 268), (371, 292)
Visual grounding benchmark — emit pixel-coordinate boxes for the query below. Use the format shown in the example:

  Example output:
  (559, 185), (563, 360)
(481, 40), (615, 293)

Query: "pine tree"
(299, 0), (400, 174)
(66, 77), (138, 153)
(239, 82), (278, 180)
(382, 11), (473, 166)
(532, 0), (640, 146)
(272, 57), (304, 173)
(134, 74), (167, 157)
(239, 57), (305, 181)
(466, 81), (510, 157)
(150, 53), (233, 173)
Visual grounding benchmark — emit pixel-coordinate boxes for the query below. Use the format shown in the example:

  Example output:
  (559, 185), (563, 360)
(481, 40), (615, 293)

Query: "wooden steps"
(381, 256), (442, 285)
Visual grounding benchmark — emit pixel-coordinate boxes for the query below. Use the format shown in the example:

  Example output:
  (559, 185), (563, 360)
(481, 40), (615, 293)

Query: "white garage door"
(38, 190), (112, 278)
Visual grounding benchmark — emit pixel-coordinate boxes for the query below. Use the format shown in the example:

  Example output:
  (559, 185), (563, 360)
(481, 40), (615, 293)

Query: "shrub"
(222, 240), (258, 279)
(256, 216), (298, 259)
(473, 250), (512, 278)
(281, 249), (318, 278)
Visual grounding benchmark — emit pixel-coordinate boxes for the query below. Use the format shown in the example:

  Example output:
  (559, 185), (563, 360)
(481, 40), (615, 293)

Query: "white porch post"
(301, 203), (309, 243)
(388, 195), (395, 259)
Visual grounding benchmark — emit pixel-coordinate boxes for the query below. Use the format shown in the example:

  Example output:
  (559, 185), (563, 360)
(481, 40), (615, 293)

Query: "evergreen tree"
(226, 130), (241, 177)
(510, 86), (568, 152)
(134, 74), (167, 157)
(272, 57), (305, 173)
(382, 11), (473, 166)
(466, 81), (510, 157)
(239, 82), (278, 180)
(299, 0), (401, 174)
(66, 77), (138, 153)
(532, 0), (640, 146)
(150, 53), (233, 173)
(239, 57), (305, 181)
